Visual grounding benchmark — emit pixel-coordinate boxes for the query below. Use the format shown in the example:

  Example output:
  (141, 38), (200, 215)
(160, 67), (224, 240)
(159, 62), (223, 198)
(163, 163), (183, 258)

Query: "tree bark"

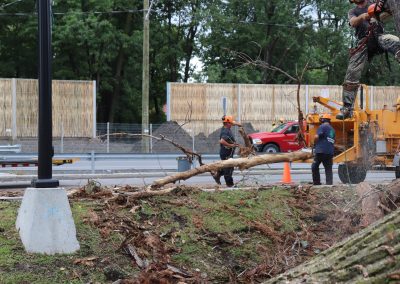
(265, 210), (400, 283)
(264, 180), (400, 284)
(151, 151), (312, 189)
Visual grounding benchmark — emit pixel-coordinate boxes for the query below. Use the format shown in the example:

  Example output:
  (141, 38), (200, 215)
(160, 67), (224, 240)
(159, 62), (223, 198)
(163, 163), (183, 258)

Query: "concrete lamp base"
(16, 187), (80, 254)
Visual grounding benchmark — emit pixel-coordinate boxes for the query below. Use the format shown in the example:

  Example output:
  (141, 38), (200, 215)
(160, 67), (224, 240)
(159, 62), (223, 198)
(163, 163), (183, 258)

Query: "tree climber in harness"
(336, 0), (400, 120)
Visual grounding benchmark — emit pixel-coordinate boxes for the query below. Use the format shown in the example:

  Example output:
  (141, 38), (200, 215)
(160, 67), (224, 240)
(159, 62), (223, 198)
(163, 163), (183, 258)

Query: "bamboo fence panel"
(205, 83), (238, 120)
(13, 79), (93, 137)
(239, 84), (274, 133)
(239, 84), (304, 132)
(170, 83), (238, 135)
(52, 81), (93, 137)
(17, 79), (38, 137)
(307, 85), (342, 110)
(373, 86), (399, 110)
(170, 83), (207, 121)
(0, 79), (12, 137)
(169, 83), (400, 136)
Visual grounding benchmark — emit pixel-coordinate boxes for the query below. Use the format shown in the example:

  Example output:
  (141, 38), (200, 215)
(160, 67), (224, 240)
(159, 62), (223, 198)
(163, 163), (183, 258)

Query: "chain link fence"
(0, 122), (259, 154)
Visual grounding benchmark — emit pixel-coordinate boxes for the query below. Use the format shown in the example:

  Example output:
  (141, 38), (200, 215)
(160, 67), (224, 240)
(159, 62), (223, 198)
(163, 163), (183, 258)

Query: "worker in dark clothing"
(312, 113), (336, 185)
(212, 115), (241, 187)
(336, 0), (400, 120)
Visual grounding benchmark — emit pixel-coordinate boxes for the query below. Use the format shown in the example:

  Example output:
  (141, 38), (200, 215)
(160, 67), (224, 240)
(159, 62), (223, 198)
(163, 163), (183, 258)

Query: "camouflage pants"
(342, 33), (400, 106)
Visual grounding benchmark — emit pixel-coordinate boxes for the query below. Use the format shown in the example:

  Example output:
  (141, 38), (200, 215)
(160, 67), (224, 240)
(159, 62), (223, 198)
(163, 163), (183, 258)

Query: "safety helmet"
(368, 4), (381, 17)
(279, 117), (284, 123)
(222, 115), (235, 124)
(320, 113), (331, 122)
(321, 113), (331, 120)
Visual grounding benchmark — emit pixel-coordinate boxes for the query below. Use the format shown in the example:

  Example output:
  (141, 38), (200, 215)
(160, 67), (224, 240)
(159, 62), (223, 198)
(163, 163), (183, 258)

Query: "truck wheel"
(263, 143), (279, 153)
(396, 166), (400, 179)
(350, 166), (367, 184)
(338, 164), (350, 184)
(338, 163), (367, 184)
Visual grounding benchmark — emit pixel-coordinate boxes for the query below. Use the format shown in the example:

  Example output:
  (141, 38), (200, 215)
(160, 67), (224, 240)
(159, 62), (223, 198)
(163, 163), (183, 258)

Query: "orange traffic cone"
(281, 162), (292, 184)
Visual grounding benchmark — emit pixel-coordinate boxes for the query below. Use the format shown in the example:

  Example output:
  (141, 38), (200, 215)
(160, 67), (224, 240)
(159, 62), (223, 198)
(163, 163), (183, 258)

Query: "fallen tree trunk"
(265, 181), (400, 284)
(151, 150), (312, 189)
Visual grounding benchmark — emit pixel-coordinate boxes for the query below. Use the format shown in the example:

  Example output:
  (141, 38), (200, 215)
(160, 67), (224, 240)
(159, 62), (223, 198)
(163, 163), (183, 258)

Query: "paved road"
(0, 156), (396, 189)
(0, 155), (328, 172)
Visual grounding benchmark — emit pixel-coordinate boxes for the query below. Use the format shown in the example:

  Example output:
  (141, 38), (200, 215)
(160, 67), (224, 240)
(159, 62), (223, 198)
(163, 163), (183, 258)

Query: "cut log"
(151, 151), (312, 189)
(264, 208), (400, 283)
(356, 182), (385, 227)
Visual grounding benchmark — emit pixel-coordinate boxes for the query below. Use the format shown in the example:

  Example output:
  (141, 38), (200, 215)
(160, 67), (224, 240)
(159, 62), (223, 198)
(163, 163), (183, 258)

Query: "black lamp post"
(31, 0), (59, 188)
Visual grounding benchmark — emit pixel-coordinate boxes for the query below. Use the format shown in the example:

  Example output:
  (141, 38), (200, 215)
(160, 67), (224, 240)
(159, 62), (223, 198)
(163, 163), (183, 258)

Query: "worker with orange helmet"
(336, 0), (400, 120)
(212, 115), (241, 187)
(311, 113), (336, 185)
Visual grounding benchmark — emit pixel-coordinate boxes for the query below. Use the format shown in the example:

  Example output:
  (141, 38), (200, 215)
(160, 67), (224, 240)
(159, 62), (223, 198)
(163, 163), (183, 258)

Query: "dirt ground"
(0, 181), (368, 283)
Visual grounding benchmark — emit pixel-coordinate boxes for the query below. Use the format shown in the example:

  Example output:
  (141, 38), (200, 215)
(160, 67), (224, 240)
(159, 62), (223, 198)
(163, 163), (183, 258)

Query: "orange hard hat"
(368, 4), (381, 18)
(222, 115), (235, 124)
(321, 113), (331, 120)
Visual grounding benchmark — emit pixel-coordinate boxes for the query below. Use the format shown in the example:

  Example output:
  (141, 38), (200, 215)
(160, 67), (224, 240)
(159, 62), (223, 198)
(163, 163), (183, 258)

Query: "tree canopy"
(0, 0), (399, 123)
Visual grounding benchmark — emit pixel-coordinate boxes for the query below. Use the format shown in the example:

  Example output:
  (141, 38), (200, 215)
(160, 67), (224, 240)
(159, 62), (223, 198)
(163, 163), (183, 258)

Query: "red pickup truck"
(248, 121), (303, 153)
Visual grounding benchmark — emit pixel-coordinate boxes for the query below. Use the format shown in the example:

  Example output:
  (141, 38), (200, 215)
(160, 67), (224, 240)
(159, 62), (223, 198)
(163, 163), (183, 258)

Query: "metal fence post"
(107, 122), (110, 153)
(91, 150), (95, 174)
(237, 83), (241, 124)
(192, 130), (195, 153)
(11, 78), (17, 142)
(166, 82), (171, 121)
(370, 85), (374, 110)
(305, 85), (309, 115)
(150, 123), (153, 153)
(61, 122), (64, 153)
(93, 80), (97, 139)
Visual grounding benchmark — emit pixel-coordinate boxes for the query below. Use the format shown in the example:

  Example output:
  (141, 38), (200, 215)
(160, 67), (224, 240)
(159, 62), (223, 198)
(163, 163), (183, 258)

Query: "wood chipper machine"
(305, 84), (400, 184)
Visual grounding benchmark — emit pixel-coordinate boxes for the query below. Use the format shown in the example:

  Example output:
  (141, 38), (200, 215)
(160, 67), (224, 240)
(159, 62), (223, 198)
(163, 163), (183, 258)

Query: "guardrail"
(0, 153), (220, 160)
(0, 144), (21, 153)
(0, 153), (220, 174)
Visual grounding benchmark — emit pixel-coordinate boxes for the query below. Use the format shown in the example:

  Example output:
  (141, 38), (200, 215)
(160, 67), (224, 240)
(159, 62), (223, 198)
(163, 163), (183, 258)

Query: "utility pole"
(15, 0), (78, 255)
(32, 0), (58, 188)
(141, 0), (150, 153)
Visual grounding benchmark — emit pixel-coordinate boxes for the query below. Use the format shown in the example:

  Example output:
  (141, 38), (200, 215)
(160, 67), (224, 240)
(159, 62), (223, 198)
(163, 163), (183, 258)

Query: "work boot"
(336, 106), (352, 120)
(211, 172), (221, 185)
